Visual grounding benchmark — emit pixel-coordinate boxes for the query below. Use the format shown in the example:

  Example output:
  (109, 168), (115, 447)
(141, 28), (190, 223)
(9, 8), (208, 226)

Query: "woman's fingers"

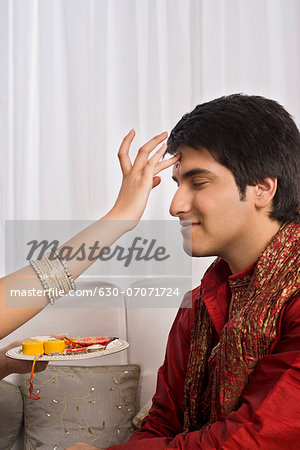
(118, 130), (178, 183)
(133, 132), (168, 170)
(147, 142), (168, 167)
(145, 141), (180, 174)
(153, 154), (180, 175)
(118, 129), (135, 174)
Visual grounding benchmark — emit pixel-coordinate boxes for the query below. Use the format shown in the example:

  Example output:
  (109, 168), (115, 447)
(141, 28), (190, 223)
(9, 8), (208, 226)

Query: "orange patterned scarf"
(183, 222), (300, 432)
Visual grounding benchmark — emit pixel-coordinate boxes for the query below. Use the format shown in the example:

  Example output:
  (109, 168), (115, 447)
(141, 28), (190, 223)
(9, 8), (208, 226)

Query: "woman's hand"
(0, 339), (48, 380)
(110, 130), (179, 225)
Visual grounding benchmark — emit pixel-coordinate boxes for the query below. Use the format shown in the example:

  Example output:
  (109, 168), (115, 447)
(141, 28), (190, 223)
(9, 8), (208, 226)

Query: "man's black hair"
(166, 94), (300, 224)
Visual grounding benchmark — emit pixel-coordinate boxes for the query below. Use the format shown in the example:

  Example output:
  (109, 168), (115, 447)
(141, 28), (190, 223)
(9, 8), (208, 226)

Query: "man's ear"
(254, 178), (277, 209)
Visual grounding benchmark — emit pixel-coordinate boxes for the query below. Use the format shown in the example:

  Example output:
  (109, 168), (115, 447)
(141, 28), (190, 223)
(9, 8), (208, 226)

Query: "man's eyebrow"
(172, 168), (212, 183)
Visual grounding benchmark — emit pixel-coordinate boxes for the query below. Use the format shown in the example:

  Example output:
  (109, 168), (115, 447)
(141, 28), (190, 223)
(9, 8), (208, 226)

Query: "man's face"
(170, 145), (256, 259)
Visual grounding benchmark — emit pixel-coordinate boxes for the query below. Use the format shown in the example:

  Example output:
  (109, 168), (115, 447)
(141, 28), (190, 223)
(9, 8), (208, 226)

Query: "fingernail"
(160, 131), (168, 138)
(129, 129), (135, 135)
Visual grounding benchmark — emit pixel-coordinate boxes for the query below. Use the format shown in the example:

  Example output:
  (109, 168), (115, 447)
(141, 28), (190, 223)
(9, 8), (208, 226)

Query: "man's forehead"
(172, 146), (204, 170)
(171, 145), (219, 175)
(171, 147), (203, 176)
(171, 150), (218, 182)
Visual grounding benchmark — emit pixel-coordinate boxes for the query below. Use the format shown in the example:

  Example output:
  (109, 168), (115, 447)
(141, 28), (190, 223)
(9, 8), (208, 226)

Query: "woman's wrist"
(102, 208), (138, 231)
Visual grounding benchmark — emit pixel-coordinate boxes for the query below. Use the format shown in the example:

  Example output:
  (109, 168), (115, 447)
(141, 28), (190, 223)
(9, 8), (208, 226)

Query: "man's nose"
(169, 187), (192, 217)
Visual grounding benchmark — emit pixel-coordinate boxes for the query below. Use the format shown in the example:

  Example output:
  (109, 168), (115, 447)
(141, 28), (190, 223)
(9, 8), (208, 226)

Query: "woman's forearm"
(0, 209), (131, 339)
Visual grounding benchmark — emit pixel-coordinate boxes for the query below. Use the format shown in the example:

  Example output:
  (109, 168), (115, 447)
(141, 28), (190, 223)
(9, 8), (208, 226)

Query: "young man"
(69, 94), (300, 449)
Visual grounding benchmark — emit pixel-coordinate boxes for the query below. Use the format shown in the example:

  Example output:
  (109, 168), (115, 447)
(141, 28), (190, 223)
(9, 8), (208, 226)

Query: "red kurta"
(108, 259), (300, 449)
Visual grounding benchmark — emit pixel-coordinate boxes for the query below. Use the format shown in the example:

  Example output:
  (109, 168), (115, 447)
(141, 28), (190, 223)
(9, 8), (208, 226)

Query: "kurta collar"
(201, 259), (255, 336)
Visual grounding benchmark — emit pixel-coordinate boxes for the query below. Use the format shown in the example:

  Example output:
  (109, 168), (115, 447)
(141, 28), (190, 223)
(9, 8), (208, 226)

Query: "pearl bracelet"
(30, 248), (76, 305)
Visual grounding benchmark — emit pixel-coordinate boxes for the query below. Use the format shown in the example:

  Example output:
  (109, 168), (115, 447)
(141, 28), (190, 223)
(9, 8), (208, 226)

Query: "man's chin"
(182, 240), (214, 258)
(182, 241), (202, 257)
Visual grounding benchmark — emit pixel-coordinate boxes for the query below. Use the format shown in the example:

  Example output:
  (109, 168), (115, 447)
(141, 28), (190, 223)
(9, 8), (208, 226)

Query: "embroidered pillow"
(20, 364), (140, 449)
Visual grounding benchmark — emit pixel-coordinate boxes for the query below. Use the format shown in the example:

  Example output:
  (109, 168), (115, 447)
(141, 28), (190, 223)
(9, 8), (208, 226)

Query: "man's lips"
(180, 221), (201, 231)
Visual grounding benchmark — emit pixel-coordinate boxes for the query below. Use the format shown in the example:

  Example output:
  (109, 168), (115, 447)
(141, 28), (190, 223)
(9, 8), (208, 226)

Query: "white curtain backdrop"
(1, 0), (300, 276)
